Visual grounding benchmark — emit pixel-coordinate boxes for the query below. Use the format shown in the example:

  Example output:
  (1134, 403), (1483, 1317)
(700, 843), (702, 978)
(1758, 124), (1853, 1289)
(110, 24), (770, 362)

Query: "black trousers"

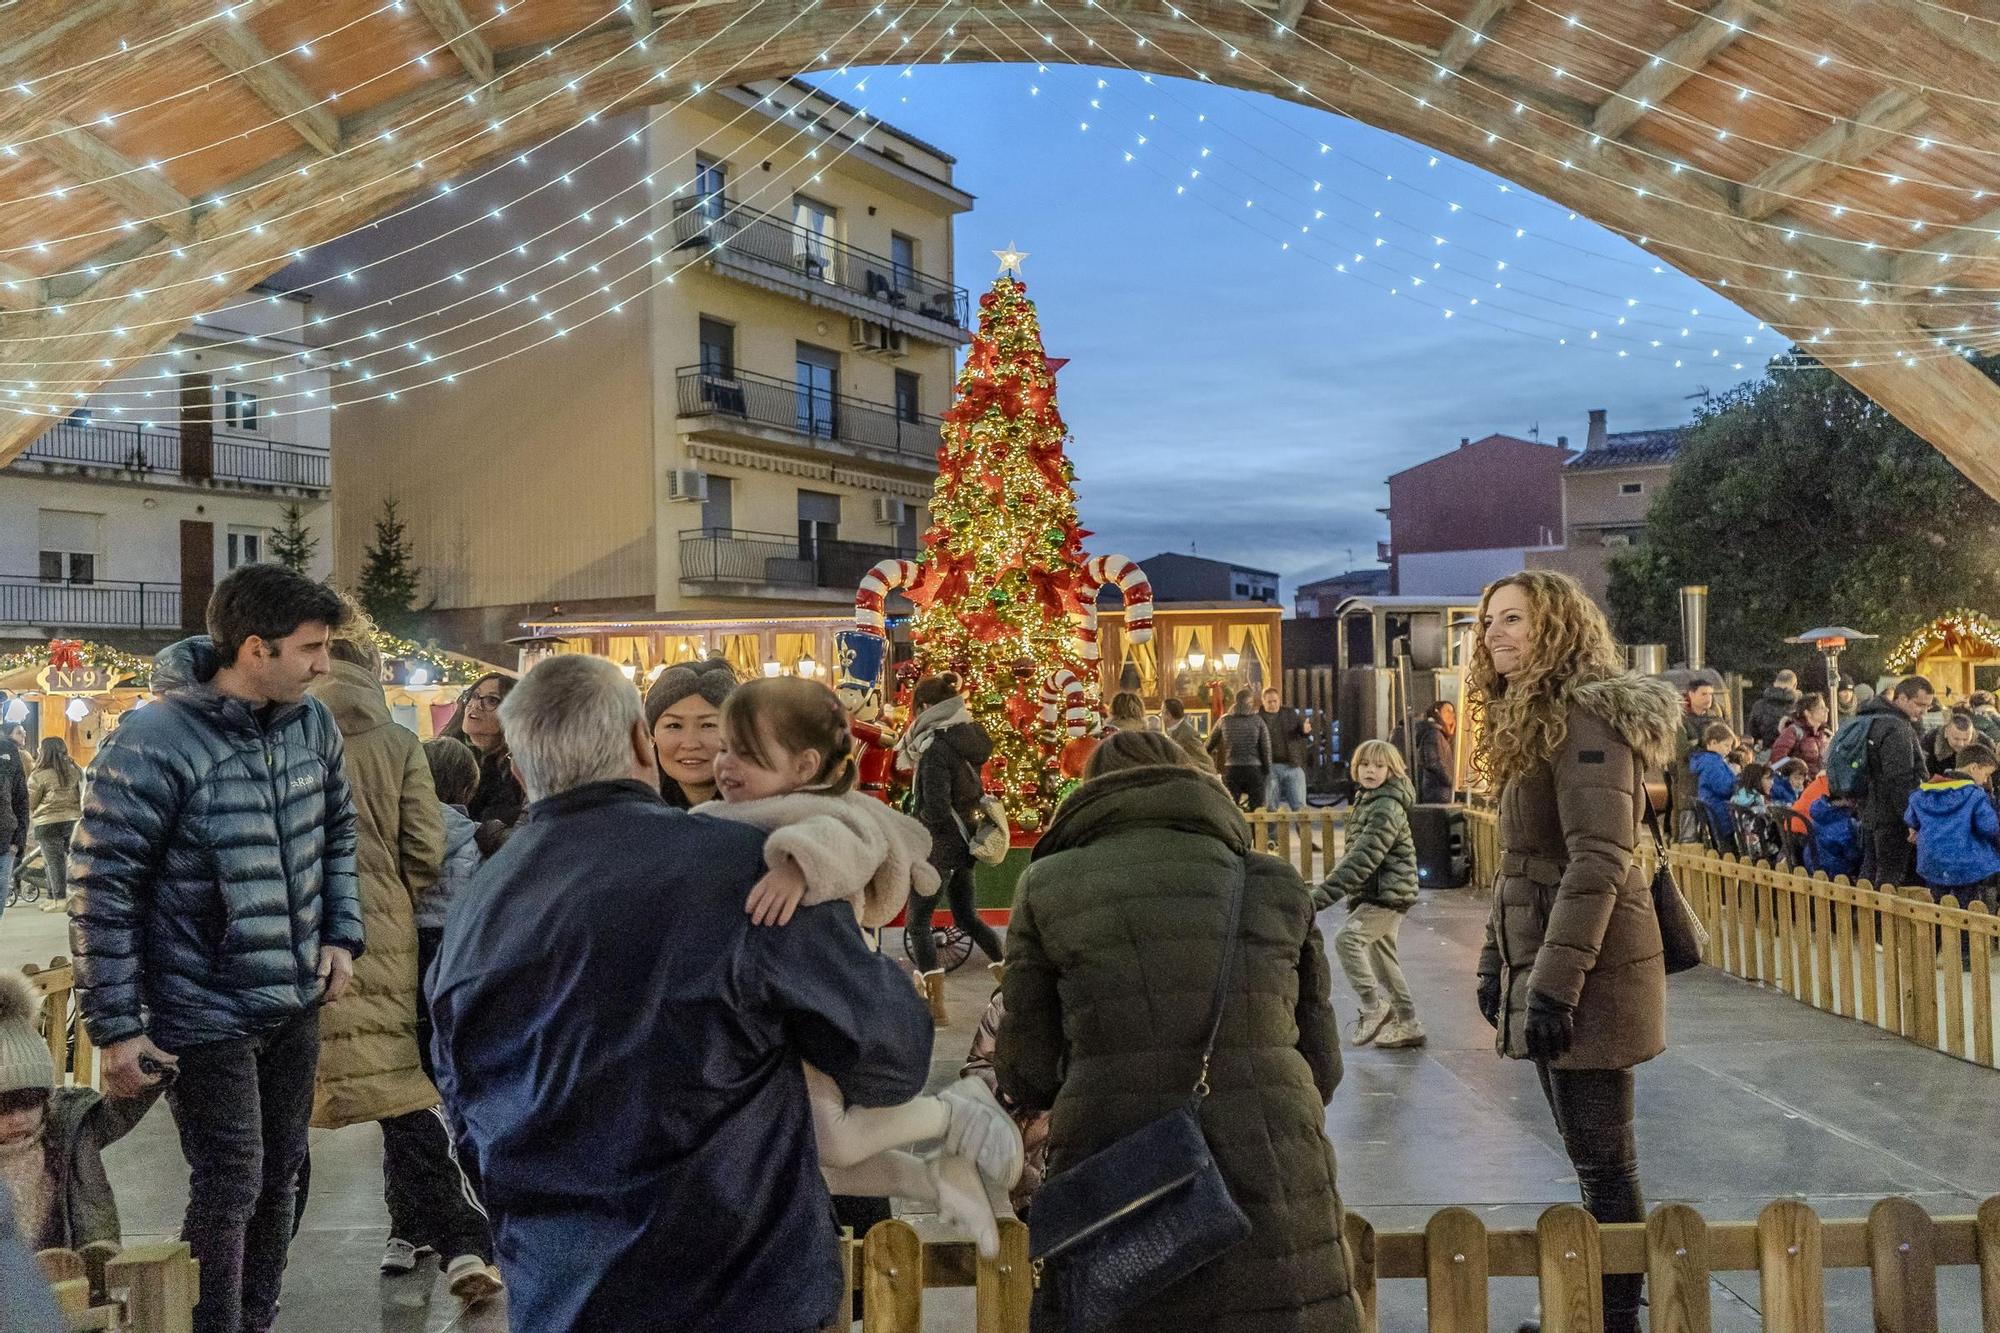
(1222, 766), (1267, 810)
(383, 1105), (490, 1261)
(1535, 1063), (1643, 1332)
(907, 864), (1003, 972)
(1861, 825), (1916, 888)
(167, 1008), (319, 1333)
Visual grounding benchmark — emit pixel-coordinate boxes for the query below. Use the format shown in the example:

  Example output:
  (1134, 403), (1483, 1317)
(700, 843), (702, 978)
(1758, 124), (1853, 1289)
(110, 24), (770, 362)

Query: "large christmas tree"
(909, 253), (1096, 831)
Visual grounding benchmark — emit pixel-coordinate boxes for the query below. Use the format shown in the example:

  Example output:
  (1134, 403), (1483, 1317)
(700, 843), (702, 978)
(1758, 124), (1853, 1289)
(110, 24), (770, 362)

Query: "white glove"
(938, 1076), (1024, 1191)
(927, 1152), (1001, 1259)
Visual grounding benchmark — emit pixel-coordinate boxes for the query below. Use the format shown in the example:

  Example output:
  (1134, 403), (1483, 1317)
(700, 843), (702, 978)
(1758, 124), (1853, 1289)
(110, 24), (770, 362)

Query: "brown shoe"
(923, 970), (949, 1024)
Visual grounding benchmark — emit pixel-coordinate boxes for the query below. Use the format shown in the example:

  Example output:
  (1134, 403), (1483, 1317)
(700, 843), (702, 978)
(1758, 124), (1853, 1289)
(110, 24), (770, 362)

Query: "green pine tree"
(268, 503), (319, 575)
(356, 498), (423, 636)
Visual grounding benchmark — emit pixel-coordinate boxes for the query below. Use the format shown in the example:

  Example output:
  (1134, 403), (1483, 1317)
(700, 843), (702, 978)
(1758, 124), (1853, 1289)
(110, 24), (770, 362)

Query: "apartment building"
(1381, 432), (1574, 595)
(1527, 408), (1687, 606)
(297, 79), (972, 667)
(0, 290), (333, 653)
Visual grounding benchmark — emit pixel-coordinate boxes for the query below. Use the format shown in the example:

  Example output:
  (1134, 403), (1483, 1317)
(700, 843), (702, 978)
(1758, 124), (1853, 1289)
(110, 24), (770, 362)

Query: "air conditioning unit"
(668, 468), (709, 503)
(872, 496), (907, 527)
(848, 318), (908, 358)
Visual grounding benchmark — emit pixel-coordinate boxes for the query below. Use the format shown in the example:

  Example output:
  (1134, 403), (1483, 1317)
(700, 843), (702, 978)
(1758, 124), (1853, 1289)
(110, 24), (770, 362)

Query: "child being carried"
(696, 677), (1023, 1255)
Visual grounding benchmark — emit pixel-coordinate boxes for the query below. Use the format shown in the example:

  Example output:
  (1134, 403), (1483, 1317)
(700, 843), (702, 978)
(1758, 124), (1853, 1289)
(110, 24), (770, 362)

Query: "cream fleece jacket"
(697, 791), (940, 927)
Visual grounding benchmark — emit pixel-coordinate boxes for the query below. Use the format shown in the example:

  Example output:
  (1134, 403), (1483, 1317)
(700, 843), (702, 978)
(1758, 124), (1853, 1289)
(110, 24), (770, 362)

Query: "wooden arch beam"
(197, 20), (342, 157)
(1591, 0), (1774, 141)
(4, 0), (2000, 499)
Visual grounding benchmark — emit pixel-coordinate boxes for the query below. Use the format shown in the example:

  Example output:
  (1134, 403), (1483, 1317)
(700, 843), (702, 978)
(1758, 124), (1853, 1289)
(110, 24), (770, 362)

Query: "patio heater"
(1785, 627), (1876, 731)
(1628, 643), (1668, 676)
(1678, 585), (1708, 671)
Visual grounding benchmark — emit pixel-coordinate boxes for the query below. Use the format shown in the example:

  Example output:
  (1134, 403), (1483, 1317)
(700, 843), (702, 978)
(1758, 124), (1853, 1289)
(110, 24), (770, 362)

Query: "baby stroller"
(6, 839), (46, 906)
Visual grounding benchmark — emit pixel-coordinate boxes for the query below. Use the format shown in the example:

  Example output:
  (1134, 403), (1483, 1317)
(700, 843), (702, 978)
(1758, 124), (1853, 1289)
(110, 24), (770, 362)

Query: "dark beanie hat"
(645, 658), (738, 729)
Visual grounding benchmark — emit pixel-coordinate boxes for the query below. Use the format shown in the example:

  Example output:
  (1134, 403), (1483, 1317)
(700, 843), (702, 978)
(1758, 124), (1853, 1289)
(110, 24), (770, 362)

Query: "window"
(894, 370), (920, 424)
(895, 504), (920, 554)
(795, 343), (840, 439)
(37, 509), (101, 584)
(890, 233), (916, 287)
(792, 195), (836, 276)
(1604, 533), (1634, 548)
(693, 156), (727, 219)
(223, 385), (259, 431)
(1620, 481), (1644, 496)
(698, 317), (735, 377)
(227, 526), (263, 569)
(798, 490), (840, 560)
(701, 474), (733, 533)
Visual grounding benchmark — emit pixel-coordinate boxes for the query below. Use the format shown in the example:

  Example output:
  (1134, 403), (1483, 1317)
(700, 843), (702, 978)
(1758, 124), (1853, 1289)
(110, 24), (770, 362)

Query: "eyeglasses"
(465, 693), (505, 711)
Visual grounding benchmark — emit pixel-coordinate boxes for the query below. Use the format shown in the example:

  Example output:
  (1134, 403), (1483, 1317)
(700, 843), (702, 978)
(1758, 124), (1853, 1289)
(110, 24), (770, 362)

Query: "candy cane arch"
(1041, 669), (1092, 738)
(854, 559), (927, 637)
(1073, 554), (1155, 661)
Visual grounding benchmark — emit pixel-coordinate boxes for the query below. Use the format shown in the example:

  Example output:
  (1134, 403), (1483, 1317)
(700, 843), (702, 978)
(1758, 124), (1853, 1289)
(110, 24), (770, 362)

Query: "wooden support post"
(1646, 1204), (1713, 1333)
(974, 1218), (1031, 1333)
(860, 1220), (923, 1333)
(1343, 1209), (1378, 1333)
(1535, 1205), (1603, 1333)
(1976, 1196), (2000, 1332)
(1868, 1197), (1938, 1333)
(1757, 1199), (1826, 1333)
(1424, 1206), (1490, 1333)
(105, 1241), (198, 1333)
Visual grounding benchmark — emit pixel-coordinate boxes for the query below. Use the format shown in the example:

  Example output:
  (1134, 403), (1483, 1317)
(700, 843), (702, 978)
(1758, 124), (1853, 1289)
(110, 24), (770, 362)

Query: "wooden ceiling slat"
(29, 117), (195, 241)
(411, 0), (495, 85)
(1590, 0), (1772, 140)
(197, 21), (341, 156)
(1894, 204), (2000, 288)
(1271, 0), (1310, 33)
(1437, 0), (1517, 74)
(1736, 89), (1930, 222)
(0, 259), (42, 312)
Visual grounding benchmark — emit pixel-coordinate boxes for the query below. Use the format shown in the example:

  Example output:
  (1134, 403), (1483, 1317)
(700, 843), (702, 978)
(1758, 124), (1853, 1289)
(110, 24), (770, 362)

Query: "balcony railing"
(14, 418), (331, 490)
(0, 576), (182, 630)
(675, 366), (943, 463)
(669, 194), (970, 330)
(679, 528), (914, 592)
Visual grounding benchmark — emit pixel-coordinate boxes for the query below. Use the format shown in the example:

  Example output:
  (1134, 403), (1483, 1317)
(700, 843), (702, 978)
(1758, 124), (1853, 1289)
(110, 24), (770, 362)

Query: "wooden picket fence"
(1241, 806), (1349, 881)
(38, 1241), (199, 1332)
(1671, 848), (2000, 1070)
(24, 955), (99, 1088)
(848, 1195), (2000, 1331)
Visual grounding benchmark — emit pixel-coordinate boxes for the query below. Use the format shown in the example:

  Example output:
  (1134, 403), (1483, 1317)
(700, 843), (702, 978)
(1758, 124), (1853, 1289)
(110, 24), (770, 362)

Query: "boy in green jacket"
(1315, 740), (1424, 1049)
(0, 971), (166, 1255)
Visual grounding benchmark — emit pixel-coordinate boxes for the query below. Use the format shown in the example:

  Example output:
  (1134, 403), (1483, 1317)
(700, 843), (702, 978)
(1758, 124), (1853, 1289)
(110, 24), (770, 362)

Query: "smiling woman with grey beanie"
(645, 658), (740, 808)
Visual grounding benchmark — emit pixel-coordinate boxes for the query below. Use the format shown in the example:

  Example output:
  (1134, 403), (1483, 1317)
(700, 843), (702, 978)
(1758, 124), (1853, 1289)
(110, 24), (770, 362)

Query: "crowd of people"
(0, 561), (1753, 1333)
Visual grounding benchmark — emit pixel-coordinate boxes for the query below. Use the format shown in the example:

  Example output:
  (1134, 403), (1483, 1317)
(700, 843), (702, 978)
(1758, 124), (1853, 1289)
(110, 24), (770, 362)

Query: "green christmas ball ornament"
(1055, 778), (1082, 804)
(977, 690), (1006, 710)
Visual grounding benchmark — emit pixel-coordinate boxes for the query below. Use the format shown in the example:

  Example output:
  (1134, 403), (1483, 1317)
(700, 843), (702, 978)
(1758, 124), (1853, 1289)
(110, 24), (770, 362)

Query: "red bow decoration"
(47, 639), (85, 671)
(1026, 565), (1073, 616)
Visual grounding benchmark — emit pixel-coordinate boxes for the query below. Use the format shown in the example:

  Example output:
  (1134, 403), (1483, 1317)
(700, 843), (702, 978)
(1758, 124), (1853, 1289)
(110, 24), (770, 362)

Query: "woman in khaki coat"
(1470, 571), (1677, 1333)
(308, 613), (501, 1305)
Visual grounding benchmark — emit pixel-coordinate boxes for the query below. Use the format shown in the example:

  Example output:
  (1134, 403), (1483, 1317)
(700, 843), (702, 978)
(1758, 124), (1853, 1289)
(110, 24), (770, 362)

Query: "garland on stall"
(0, 639), (154, 687)
(374, 631), (482, 687)
(1887, 610), (2000, 674)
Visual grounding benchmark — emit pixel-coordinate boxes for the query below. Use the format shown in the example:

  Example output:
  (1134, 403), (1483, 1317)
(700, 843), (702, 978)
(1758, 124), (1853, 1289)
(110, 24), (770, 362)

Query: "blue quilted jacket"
(68, 637), (362, 1050)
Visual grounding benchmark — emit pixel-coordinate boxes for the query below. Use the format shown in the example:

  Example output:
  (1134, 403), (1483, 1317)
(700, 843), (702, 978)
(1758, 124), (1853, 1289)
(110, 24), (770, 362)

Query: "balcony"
(0, 576), (182, 631)
(679, 528), (914, 599)
(10, 418), (330, 492)
(668, 195), (969, 344)
(675, 366), (943, 470)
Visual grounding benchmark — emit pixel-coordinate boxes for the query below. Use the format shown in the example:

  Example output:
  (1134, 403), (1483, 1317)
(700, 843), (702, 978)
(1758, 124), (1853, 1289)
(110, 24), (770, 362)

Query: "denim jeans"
(1536, 1064), (1643, 1332)
(167, 1007), (320, 1333)
(0, 847), (13, 926)
(1266, 763), (1308, 812)
(33, 821), (74, 900)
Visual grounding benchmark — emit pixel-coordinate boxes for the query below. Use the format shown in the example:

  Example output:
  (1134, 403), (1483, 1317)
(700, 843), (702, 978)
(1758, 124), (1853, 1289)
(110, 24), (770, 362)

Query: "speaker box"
(1410, 804), (1469, 890)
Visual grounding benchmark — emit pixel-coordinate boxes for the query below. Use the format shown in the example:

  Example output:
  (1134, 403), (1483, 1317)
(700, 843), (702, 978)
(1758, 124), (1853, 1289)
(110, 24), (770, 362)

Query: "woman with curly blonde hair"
(1468, 571), (1679, 1333)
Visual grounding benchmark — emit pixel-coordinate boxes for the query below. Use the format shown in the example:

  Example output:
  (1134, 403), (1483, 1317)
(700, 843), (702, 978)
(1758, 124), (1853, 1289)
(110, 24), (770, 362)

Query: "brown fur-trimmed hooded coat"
(1477, 672), (1680, 1071)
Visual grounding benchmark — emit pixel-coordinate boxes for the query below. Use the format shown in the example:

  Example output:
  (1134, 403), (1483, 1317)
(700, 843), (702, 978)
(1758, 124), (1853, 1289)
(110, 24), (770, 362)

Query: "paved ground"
(7, 877), (1999, 1332)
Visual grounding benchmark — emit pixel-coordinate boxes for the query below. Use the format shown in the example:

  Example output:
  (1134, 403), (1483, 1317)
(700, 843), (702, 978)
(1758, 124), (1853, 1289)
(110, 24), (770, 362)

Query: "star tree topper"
(993, 242), (1029, 277)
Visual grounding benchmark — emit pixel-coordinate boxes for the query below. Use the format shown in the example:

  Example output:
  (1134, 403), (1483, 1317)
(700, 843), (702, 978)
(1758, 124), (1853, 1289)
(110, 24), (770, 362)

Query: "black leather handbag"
(1643, 803), (1709, 974)
(1027, 856), (1254, 1332)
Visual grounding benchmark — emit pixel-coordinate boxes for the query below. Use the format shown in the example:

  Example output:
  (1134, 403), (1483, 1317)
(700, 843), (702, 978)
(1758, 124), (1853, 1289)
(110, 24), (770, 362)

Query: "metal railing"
(678, 528), (914, 591)
(14, 418), (331, 489)
(0, 576), (182, 630)
(674, 366), (943, 462)
(669, 194), (969, 330)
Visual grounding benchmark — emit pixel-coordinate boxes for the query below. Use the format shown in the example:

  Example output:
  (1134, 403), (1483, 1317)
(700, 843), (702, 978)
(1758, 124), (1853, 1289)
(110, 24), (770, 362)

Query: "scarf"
(895, 695), (970, 772)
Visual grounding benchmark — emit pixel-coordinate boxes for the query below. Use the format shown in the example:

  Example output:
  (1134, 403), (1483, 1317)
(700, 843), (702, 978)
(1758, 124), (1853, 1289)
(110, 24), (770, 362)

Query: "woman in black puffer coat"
(897, 674), (1002, 1015)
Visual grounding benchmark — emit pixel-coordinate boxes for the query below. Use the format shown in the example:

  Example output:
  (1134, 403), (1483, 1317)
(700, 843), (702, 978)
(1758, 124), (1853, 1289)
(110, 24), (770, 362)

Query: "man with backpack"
(1825, 675), (1934, 887)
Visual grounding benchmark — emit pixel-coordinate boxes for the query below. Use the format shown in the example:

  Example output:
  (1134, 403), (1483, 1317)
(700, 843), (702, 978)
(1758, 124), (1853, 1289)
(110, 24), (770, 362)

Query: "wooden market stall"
(0, 641), (155, 764)
(514, 612), (855, 686)
(1089, 601), (1285, 730)
(1886, 610), (2000, 705)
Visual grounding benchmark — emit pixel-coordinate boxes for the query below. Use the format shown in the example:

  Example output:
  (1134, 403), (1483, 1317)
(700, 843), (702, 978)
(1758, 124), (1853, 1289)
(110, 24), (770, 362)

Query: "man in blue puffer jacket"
(68, 564), (359, 1333)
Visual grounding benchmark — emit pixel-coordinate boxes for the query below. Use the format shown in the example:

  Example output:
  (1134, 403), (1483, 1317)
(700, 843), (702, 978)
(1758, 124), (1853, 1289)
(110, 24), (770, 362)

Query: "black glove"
(1476, 974), (1502, 1030)
(1524, 990), (1575, 1062)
